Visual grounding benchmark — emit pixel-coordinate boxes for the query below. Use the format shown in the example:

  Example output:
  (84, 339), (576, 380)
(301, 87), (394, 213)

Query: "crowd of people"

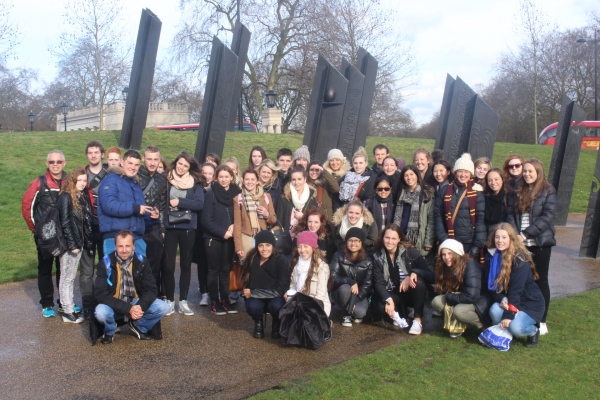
(22, 141), (555, 349)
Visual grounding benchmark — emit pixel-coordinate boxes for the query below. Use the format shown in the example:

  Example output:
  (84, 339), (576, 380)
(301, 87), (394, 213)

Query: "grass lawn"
(252, 289), (600, 399)
(0, 129), (596, 283)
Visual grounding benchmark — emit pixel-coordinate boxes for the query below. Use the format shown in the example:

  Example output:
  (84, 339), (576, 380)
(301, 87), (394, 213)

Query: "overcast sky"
(6, 0), (598, 125)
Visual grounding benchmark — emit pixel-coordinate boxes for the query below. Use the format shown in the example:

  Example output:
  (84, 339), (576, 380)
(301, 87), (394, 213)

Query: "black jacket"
(263, 176), (283, 210)
(442, 259), (491, 325)
(56, 192), (93, 251)
(506, 187), (556, 247)
(93, 252), (157, 315)
(138, 166), (167, 233)
(372, 247), (430, 302)
(330, 251), (373, 300)
(164, 181), (204, 230)
(201, 188), (234, 241)
(246, 253), (290, 298)
(345, 167), (377, 202)
(275, 183), (319, 233)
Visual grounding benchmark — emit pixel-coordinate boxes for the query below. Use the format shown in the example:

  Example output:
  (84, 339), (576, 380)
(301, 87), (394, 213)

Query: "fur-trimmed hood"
(324, 158), (351, 179)
(332, 203), (375, 227)
(107, 166), (139, 182)
(282, 182), (317, 201)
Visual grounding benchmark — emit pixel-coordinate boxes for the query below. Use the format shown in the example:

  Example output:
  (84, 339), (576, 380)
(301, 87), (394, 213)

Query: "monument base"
(261, 108), (283, 133)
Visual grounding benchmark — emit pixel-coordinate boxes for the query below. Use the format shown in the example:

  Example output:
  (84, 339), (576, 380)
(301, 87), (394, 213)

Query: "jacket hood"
(324, 159), (350, 177)
(107, 166), (139, 182)
(332, 203), (375, 226)
(282, 182), (317, 201)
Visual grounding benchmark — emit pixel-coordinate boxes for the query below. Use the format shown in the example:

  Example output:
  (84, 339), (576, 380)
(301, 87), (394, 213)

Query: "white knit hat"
(326, 148), (345, 163)
(453, 153), (474, 175)
(439, 239), (464, 256)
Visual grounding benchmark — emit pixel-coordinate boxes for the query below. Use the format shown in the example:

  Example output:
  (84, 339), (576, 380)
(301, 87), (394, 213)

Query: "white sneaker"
(165, 300), (175, 316)
(539, 322), (548, 335)
(199, 293), (210, 306)
(178, 300), (194, 316)
(408, 320), (422, 335)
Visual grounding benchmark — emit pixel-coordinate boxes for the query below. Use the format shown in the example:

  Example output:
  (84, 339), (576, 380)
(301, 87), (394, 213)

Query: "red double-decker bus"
(539, 121), (600, 150)
(154, 121), (258, 132)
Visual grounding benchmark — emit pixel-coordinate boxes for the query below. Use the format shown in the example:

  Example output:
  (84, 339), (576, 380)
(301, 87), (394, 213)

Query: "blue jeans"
(95, 298), (169, 336)
(103, 238), (147, 257)
(489, 302), (537, 337)
(245, 297), (286, 322)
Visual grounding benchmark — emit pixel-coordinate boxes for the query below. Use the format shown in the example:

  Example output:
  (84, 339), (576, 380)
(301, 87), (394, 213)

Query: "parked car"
(539, 121), (600, 150)
(155, 120), (258, 132)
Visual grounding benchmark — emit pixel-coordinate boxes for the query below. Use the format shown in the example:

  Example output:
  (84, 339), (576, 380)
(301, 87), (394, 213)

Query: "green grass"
(0, 129), (595, 283)
(252, 289), (600, 399)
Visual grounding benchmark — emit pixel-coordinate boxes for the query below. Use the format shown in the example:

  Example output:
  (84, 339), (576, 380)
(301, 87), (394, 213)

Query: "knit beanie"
(453, 153), (474, 175)
(326, 149), (345, 164)
(254, 230), (277, 247)
(439, 239), (464, 256)
(293, 145), (310, 162)
(396, 157), (406, 170)
(345, 227), (366, 243)
(297, 231), (318, 249)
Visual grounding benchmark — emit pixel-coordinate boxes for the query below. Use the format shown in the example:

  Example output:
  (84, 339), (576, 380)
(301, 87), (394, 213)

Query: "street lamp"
(265, 90), (276, 108)
(28, 111), (35, 132)
(61, 102), (69, 132)
(577, 31), (599, 121)
(122, 86), (129, 102)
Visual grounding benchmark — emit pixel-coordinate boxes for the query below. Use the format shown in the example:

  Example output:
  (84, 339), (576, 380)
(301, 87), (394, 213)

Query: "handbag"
(229, 259), (245, 292)
(168, 209), (192, 224)
(443, 302), (466, 334)
(478, 324), (513, 351)
(270, 218), (293, 255)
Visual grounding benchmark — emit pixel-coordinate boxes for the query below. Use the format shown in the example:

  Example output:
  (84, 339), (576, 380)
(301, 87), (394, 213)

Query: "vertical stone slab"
(227, 22), (251, 131)
(353, 47), (378, 156)
(120, 9), (162, 150)
(580, 181), (600, 258)
(442, 76), (477, 165)
(194, 37), (238, 162)
(434, 74), (456, 151)
(548, 95), (575, 188)
(467, 96), (499, 160)
(337, 60), (365, 160)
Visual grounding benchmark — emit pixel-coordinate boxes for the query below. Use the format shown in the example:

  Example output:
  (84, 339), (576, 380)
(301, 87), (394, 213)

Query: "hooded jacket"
(330, 251), (373, 301)
(332, 204), (379, 251)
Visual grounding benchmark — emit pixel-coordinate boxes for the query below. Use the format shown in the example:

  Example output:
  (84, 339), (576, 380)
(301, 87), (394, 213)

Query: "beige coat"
(233, 192), (277, 254)
(288, 259), (331, 316)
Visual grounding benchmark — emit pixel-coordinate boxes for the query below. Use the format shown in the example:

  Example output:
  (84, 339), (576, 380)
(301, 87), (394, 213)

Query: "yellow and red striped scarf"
(443, 179), (477, 238)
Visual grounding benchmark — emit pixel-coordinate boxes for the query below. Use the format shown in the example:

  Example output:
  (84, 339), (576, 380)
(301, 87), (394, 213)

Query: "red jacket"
(21, 170), (64, 232)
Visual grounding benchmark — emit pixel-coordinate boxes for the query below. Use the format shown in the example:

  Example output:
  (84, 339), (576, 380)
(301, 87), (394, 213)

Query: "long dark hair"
(396, 164), (433, 203)
(168, 152), (204, 183)
(434, 248), (469, 293)
(432, 159), (455, 185)
(343, 240), (366, 264)
(515, 158), (553, 213)
(374, 223), (414, 252)
(248, 146), (267, 170)
(241, 245), (279, 288)
(483, 168), (508, 197)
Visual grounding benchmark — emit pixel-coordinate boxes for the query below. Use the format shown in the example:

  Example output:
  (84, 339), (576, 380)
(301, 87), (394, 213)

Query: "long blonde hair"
(60, 167), (86, 212)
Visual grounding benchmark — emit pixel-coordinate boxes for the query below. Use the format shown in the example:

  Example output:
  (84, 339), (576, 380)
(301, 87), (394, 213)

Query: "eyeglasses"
(508, 163), (522, 169)
(377, 187), (391, 192)
(47, 160), (64, 165)
(347, 239), (362, 244)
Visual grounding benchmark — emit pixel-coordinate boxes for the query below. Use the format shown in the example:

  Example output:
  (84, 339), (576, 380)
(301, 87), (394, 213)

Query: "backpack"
(35, 175), (67, 259)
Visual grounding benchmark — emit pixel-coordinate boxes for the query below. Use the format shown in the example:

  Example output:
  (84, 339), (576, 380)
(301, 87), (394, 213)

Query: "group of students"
(41, 140), (555, 349)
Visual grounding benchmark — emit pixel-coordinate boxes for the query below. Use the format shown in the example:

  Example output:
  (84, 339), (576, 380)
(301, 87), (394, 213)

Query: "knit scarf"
(339, 214), (364, 240)
(443, 179), (477, 238)
(295, 256), (311, 293)
(396, 185), (422, 245)
(339, 171), (370, 201)
(116, 253), (136, 306)
(212, 181), (241, 206)
(485, 190), (505, 226)
(371, 194), (394, 234)
(243, 185), (264, 233)
(488, 250), (502, 291)
(290, 182), (310, 210)
(168, 171), (195, 189)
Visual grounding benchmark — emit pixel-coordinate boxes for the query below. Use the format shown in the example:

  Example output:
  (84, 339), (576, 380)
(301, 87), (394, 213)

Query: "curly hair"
(434, 248), (469, 294)
(292, 206), (331, 239)
(60, 167), (87, 212)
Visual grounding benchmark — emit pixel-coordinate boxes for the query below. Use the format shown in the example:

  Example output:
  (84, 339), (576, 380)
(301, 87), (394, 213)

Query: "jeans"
(94, 298), (170, 336)
(529, 246), (552, 322)
(432, 294), (483, 329)
(245, 297), (286, 322)
(37, 245), (61, 308)
(143, 228), (164, 295)
(103, 238), (147, 257)
(205, 238), (233, 301)
(489, 302), (537, 337)
(163, 229), (195, 301)
(58, 250), (82, 314)
(332, 284), (369, 319)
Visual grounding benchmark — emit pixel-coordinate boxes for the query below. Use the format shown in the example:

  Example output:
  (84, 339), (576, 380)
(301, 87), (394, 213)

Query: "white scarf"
(295, 256), (311, 293)
(339, 214), (364, 239)
(290, 182), (310, 210)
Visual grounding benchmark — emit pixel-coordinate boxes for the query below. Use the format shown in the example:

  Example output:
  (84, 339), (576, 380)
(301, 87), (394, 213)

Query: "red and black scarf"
(443, 179), (477, 237)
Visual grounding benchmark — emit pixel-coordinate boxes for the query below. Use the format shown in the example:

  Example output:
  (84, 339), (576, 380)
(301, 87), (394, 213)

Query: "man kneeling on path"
(94, 230), (169, 344)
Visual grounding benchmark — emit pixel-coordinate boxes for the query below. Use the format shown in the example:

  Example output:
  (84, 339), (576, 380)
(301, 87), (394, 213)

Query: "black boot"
(271, 318), (281, 339)
(253, 320), (264, 339)
(524, 328), (540, 348)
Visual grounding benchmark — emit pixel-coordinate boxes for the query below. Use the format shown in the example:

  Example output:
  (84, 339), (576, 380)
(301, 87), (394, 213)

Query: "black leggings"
(205, 238), (234, 301)
(373, 279), (427, 321)
(192, 226), (208, 294)
(163, 229), (196, 301)
(529, 246), (552, 322)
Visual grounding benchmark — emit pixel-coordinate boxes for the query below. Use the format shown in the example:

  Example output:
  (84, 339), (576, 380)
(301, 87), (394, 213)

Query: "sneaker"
(199, 293), (210, 306)
(342, 316), (353, 327)
(229, 291), (240, 304)
(73, 305), (82, 314)
(431, 309), (442, 317)
(221, 299), (238, 314)
(101, 334), (113, 345)
(62, 313), (84, 323)
(42, 307), (55, 318)
(128, 320), (151, 340)
(539, 322), (548, 335)
(449, 332), (463, 338)
(165, 300), (175, 316)
(211, 300), (226, 316)
(352, 317), (363, 324)
(178, 300), (194, 316)
(408, 320), (423, 335)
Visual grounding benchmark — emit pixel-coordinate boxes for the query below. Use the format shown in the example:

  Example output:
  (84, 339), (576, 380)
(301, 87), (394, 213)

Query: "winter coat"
(233, 192), (277, 253)
(288, 259), (331, 315)
(84, 165), (108, 227)
(324, 158), (351, 212)
(444, 260), (490, 325)
(138, 166), (167, 233)
(201, 188), (234, 241)
(262, 176), (283, 210)
(331, 204), (379, 251)
(506, 186), (556, 248)
(246, 253), (290, 299)
(311, 170), (340, 222)
(164, 180), (204, 230)
(98, 167), (147, 239)
(22, 170), (66, 232)
(275, 183), (319, 233)
(56, 191), (93, 251)
(372, 246), (430, 302)
(393, 185), (436, 258)
(330, 251), (373, 300)
(341, 167), (377, 203)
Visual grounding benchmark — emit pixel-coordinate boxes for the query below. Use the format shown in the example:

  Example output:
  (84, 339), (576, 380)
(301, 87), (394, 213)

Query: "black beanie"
(254, 230), (277, 247)
(345, 227), (365, 243)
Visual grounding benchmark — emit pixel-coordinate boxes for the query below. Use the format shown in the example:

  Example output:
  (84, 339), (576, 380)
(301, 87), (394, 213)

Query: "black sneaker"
(221, 299), (238, 314)
(101, 334), (113, 345)
(211, 300), (226, 316)
(128, 321), (151, 340)
(62, 312), (84, 323)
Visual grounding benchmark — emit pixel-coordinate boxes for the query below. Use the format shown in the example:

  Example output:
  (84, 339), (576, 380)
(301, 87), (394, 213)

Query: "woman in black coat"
(483, 168), (508, 238)
(364, 175), (395, 236)
(330, 227), (373, 327)
(506, 158), (556, 336)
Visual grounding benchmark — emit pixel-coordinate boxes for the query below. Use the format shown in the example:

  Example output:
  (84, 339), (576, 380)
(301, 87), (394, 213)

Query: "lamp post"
(122, 86), (129, 102)
(577, 31), (599, 121)
(28, 111), (35, 132)
(61, 102), (69, 132)
(266, 90), (276, 108)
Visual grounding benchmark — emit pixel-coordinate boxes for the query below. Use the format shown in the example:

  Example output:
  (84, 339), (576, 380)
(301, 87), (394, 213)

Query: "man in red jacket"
(22, 150), (67, 318)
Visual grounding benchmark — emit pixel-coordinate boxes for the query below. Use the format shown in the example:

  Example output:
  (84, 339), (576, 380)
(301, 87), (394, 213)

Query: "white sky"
(5, 0), (598, 125)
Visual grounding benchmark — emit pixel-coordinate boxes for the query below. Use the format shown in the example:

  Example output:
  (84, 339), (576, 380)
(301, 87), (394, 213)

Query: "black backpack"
(35, 176), (67, 259)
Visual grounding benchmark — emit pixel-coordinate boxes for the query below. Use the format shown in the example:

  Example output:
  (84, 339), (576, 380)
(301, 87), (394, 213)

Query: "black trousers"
(79, 229), (104, 310)
(163, 229), (195, 301)
(37, 245), (60, 308)
(373, 279), (427, 321)
(205, 238), (233, 301)
(529, 246), (552, 322)
(143, 228), (164, 296)
(192, 226), (208, 294)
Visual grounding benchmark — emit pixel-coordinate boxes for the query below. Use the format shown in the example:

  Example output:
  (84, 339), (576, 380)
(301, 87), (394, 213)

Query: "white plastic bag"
(478, 324), (513, 351)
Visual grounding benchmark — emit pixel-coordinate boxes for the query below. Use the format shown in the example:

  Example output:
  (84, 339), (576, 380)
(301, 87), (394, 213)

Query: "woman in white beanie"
(323, 148), (350, 213)
(431, 239), (489, 338)
(434, 153), (486, 260)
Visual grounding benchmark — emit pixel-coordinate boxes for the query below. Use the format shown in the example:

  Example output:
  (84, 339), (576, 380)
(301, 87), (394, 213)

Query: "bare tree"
(0, 0), (19, 62)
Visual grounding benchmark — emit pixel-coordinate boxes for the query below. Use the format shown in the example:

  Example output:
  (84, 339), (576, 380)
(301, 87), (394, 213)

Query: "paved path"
(0, 214), (598, 399)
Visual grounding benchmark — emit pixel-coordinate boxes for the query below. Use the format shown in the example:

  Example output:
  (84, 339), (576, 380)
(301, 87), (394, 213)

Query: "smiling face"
(144, 151), (160, 174)
(86, 146), (103, 167)
(441, 248), (454, 267)
(307, 214), (321, 233)
(522, 163), (538, 185)
(507, 159), (523, 177)
(433, 164), (449, 184)
(121, 156), (141, 178)
(346, 237), (363, 253)
(76, 174), (88, 192)
(217, 170), (233, 189)
(201, 165), (214, 185)
(403, 169), (418, 191)
(328, 158), (342, 172)
(258, 243), (273, 260)
(175, 157), (191, 176)
(494, 229), (510, 251)
(347, 205), (363, 225)
(115, 234), (134, 260)
(487, 171), (503, 194)
(382, 158), (397, 176)
(376, 181), (392, 199)
(374, 148), (388, 166)
(383, 229), (400, 253)
(414, 152), (428, 174)
(475, 163), (490, 180)
(308, 165), (321, 181)
(243, 172), (257, 192)
(353, 156), (367, 174)
(455, 169), (471, 184)
(251, 150), (263, 167)
(291, 171), (306, 191)
(277, 155), (292, 172)
(298, 243), (314, 260)
(258, 165), (273, 184)
(46, 152), (66, 178)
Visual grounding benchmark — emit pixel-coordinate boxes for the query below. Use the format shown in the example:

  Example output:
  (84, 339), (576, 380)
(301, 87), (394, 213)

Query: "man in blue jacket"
(98, 150), (157, 256)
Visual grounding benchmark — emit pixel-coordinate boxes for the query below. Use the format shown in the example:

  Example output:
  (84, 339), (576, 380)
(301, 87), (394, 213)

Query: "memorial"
(227, 21), (251, 131)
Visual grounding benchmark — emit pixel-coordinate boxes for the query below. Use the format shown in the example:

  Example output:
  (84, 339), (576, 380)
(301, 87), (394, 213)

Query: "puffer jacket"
(330, 251), (373, 300)
(275, 183), (319, 234)
(138, 166), (167, 233)
(56, 191), (93, 251)
(332, 204), (379, 251)
(372, 246), (431, 302)
(442, 259), (490, 325)
(434, 182), (486, 255)
(393, 185), (436, 258)
(506, 186), (556, 247)
(311, 169), (340, 222)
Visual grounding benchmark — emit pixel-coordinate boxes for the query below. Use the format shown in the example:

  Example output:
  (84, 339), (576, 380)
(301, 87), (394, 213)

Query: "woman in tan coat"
(234, 169), (277, 260)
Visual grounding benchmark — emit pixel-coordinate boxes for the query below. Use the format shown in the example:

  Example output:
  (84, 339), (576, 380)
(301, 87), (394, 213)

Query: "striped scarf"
(443, 179), (477, 238)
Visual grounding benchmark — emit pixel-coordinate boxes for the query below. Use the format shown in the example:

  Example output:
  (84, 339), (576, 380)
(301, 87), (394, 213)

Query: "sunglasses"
(377, 187), (391, 192)
(508, 163), (522, 169)
(309, 168), (321, 172)
(47, 160), (64, 165)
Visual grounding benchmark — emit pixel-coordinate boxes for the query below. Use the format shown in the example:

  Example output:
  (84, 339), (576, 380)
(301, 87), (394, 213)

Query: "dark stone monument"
(434, 75), (498, 165)
(337, 59), (364, 158)
(194, 37), (238, 162)
(548, 95), (586, 227)
(579, 174), (600, 258)
(227, 22), (251, 131)
(120, 9), (162, 150)
(353, 48), (378, 156)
